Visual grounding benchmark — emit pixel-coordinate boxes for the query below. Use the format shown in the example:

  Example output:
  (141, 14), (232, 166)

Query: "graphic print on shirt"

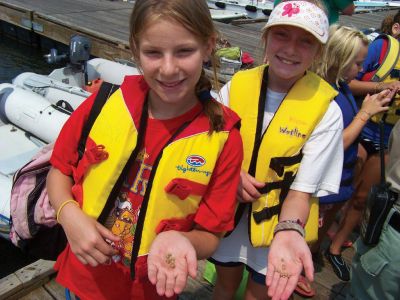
(108, 148), (152, 266)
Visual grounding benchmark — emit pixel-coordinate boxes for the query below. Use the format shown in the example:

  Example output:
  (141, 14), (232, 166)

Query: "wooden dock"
(0, 245), (355, 299)
(0, 0), (395, 299)
(0, 0), (396, 63)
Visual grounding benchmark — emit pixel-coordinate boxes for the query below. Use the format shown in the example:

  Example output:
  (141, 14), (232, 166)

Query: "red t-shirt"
(50, 79), (243, 300)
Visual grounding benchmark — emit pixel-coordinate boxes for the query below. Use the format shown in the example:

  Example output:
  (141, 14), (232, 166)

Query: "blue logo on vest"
(186, 155), (206, 167)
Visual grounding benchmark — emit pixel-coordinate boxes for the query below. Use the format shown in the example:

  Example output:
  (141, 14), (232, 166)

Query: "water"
(0, 37), (53, 83)
(0, 36), (54, 278)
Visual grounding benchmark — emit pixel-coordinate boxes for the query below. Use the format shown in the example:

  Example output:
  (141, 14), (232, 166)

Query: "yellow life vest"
(229, 65), (337, 247)
(78, 76), (239, 277)
(362, 35), (400, 125)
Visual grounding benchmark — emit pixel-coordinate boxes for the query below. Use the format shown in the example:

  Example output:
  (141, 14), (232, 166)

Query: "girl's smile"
(138, 19), (213, 119)
(265, 25), (320, 92)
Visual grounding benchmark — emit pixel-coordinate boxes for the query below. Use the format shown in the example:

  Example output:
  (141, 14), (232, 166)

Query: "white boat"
(0, 37), (140, 239)
(210, 8), (248, 22)
(354, 1), (400, 7)
(207, 0), (273, 19)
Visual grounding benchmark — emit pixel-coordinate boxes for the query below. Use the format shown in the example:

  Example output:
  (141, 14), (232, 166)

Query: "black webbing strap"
(269, 152), (303, 177)
(253, 172), (296, 224)
(77, 82), (119, 160)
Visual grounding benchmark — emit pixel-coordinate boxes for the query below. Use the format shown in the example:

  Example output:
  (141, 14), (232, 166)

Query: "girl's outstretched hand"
(266, 230), (313, 300)
(148, 230), (197, 297)
(362, 89), (393, 116)
(237, 170), (265, 203)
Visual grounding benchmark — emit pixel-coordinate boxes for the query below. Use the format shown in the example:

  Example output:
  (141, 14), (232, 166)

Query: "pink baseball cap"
(264, 1), (329, 43)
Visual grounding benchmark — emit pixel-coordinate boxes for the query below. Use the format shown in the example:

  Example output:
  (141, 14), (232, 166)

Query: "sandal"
(294, 274), (315, 298)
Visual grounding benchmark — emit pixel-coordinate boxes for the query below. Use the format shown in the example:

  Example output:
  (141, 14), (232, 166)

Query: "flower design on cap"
(263, 0), (329, 43)
(282, 3), (300, 17)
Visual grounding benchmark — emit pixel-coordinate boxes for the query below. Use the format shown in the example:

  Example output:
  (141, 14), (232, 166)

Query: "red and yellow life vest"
(229, 65), (337, 247)
(78, 75), (240, 277)
(361, 34), (400, 125)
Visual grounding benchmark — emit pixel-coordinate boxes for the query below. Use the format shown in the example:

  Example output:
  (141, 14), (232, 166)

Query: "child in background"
(313, 25), (391, 282)
(328, 10), (400, 277)
(210, 1), (343, 299)
(46, 0), (243, 299)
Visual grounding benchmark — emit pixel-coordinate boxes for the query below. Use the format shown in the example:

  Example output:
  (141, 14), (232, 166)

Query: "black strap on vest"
(252, 147), (303, 224)
(78, 82), (119, 160)
(269, 152), (303, 177)
(253, 171), (296, 224)
(227, 68), (270, 235)
(97, 98), (149, 225)
(390, 68), (400, 79)
(129, 106), (203, 279)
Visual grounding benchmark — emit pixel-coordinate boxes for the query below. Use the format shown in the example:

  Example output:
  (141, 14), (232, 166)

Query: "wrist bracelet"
(56, 199), (79, 223)
(354, 115), (368, 123)
(273, 220), (305, 238)
(359, 109), (371, 118)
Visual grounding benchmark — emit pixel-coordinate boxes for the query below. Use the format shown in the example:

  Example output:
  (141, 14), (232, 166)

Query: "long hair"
(315, 25), (369, 86)
(129, 0), (224, 132)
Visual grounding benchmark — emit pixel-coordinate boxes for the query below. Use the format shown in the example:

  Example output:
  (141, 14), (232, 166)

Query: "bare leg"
(244, 276), (270, 300)
(310, 202), (345, 254)
(213, 264), (245, 300)
(330, 153), (386, 254)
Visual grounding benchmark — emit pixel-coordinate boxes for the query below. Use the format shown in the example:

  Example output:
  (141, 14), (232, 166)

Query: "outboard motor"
(44, 35), (92, 87)
(69, 35), (91, 85)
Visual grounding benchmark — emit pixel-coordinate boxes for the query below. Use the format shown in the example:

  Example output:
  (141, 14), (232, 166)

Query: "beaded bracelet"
(273, 219), (305, 238)
(56, 199), (79, 223)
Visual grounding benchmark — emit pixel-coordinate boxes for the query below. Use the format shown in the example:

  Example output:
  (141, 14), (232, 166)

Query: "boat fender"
(0, 85), (13, 124)
(215, 1), (226, 9)
(245, 5), (257, 12)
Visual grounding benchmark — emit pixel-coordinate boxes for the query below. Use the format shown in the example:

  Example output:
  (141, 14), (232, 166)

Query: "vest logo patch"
(279, 126), (306, 139)
(186, 155), (206, 167)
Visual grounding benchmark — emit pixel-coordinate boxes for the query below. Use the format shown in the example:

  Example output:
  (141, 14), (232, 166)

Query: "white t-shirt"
(212, 81), (344, 275)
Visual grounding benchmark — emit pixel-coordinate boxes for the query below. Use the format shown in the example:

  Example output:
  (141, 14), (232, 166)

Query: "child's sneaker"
(325, 250), (350, 281)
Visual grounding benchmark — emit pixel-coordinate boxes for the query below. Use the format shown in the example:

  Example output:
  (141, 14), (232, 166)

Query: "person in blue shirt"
(334, 12), (400, 257)
(313, 25), (392, 282)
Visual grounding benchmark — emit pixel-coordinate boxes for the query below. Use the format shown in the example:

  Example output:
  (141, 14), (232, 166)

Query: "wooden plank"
(43, 278), (65, 300)
(0, 260), (55, 300)
(0, 2), (32, 29)
(231, 17), (268, 25)
(18, 286), (54, 300)
(32, 14), (131, 61)
(0, 273), (21, 299)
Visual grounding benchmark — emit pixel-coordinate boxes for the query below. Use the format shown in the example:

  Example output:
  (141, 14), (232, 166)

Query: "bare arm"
(343, 89), (392, 149)
(180, 226), (221, 259)
(47, 167), (119, 266)
(267, 190), (313, 300)
(349, 79), (400, 96)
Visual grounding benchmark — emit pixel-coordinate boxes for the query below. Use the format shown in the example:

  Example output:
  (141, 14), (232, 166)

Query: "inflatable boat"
(0, 37), (139, 238)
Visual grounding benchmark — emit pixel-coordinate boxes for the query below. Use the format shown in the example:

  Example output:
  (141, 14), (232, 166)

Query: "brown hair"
(380, 10), (400, 35)
(129, 0), (224, 132)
